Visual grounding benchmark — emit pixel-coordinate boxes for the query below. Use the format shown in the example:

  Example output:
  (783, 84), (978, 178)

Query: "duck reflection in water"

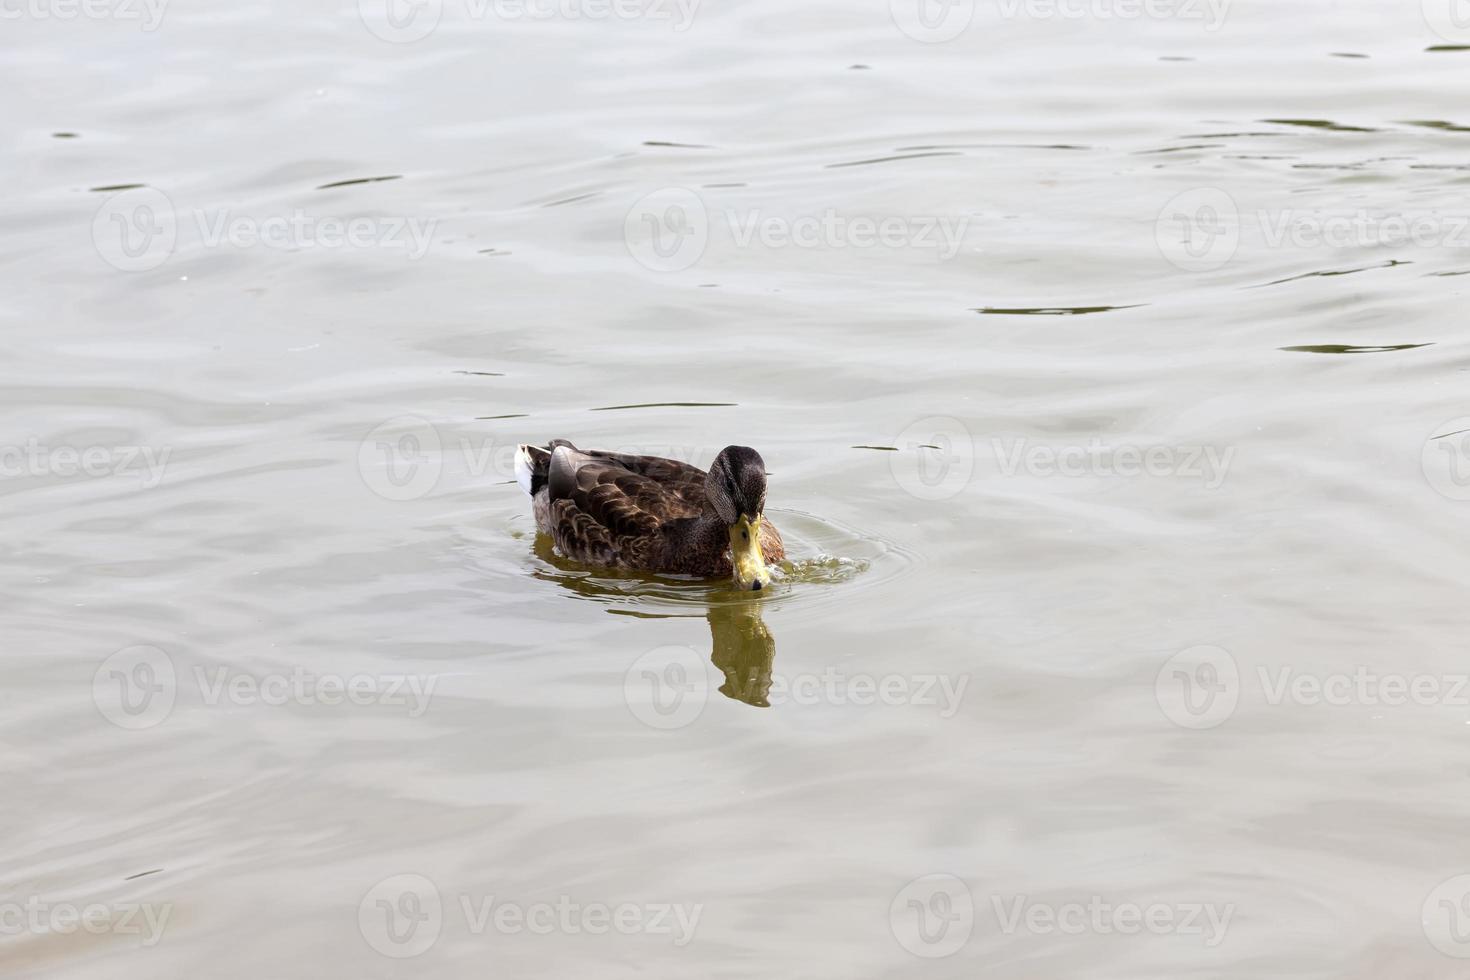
(707, 597), (776, 707)
(531, 535), (779, 707)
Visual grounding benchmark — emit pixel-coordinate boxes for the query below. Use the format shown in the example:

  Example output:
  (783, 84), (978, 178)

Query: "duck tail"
(515, 444), (552, 496)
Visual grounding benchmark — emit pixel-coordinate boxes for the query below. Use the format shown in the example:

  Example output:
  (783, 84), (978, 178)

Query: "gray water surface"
(6, 1), (1470, 977)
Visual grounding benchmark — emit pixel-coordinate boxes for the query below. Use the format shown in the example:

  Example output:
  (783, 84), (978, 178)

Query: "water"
(6, 0), (1470, 976)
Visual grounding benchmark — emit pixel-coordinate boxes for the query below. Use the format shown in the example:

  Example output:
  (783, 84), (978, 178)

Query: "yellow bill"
(729, 514), (771, 591)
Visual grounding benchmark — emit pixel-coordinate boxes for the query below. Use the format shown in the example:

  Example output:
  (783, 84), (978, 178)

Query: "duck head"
(707, 445), (772, 591)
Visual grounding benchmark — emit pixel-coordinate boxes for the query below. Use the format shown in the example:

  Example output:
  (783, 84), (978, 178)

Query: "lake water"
(7, 0), (1470, 976)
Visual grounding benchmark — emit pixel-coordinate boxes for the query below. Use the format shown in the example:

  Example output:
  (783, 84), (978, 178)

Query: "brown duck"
(516, 441), (785, 590)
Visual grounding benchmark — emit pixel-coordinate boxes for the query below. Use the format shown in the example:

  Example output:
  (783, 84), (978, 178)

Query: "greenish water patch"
(315, 175), (401, 190)
(826, 151), (962, 169)
(1261, 118), (1378, 132)
(1279, 343), (1432, 354)
(976, 304), (1145, 316)
(589, 402), (737, 412)
(1257, 260), (1409, 287)
(1404, 120), (1470, 132)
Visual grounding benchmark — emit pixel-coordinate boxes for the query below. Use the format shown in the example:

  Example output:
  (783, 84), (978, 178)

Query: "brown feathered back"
(521, 441), (784, 577)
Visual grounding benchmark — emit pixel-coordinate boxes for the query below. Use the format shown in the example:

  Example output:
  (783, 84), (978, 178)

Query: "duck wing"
(544, 445), (706, 567)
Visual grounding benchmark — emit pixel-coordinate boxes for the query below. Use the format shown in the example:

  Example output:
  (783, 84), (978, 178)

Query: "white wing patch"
(514, 444), (536, 496)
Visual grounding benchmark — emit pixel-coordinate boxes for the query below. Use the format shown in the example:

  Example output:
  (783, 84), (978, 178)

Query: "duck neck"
(670, 513), (731, 573)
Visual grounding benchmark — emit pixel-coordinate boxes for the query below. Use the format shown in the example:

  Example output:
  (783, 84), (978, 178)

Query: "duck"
(515, 441), (785, 591)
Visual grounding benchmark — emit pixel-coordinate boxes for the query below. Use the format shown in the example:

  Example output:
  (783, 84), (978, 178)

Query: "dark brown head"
(706, 446), (771, 591)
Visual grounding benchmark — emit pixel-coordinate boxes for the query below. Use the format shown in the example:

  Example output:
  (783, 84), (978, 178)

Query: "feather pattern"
(517, 441), (785, 578)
